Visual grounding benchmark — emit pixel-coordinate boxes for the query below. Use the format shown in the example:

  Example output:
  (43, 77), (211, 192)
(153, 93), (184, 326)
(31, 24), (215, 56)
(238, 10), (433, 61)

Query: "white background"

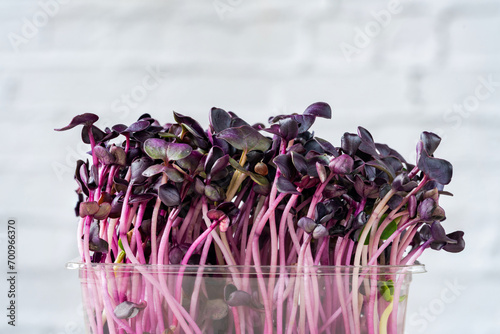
(0, 0), (499, 333)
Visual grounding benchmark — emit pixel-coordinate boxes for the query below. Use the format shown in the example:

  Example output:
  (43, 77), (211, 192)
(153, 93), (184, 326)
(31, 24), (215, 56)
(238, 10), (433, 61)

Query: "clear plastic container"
(67, 262), (425, 334)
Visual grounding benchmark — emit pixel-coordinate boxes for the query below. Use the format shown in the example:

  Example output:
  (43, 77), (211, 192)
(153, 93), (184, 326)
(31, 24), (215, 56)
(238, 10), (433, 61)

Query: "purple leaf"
(417, 150), (453, 185)
(169, 246), (184, 264)
(228, 111), (249, 127)
(354, 176), (379, 199)
(392, 173), (417, 192)
(279, 118), (299, 142)
(329, 225), (347, 237)
(419, 224), (432, 241)
(294, 175), (319, 189)
(99, 128), (119, 142)
(341, 133), (361, 156)
(207, 209), (226, 221)
(443, 231), (465, 253)
(316, 162), (327, 183)
(144, 138), (169, 160)
(420, 131), (441, 156)
(94, 146), (115, 165)
(323, 183), (348, 198)
(74, 160), (89, 196)
(298, 217), (317, 233)
(142, 164), (166, 177)
(125, 120), (150, 133)
(292, 115), (316, 133)
(276, 176), (300, 194)
(417, 198), (436, 221)
(79, 201), (99, 218)
(253, 183), (271, 195)
(303, 102), (332, 119)
(387, 194), (403, 210)
(128, 193), (156, 204)
(216, 202), (240, 218)
(357, 127), (379, 157)
(113, 176), (129, 193)
(111, 124), (128, 133)
(312, 225), (329, 239)
(274, 154), (295, 179)
(54, 113), (99, 131)
(316, 202), (334, 224)
(207, 210), (230, 231)
(169, 245), (190, 264)
(315, 137), (339, 156)
(431, 221), (456, 244)
(218, 125), (271, 152)
(109, 145), (126, 166)
(290, 152), (308, 175)
(224, 284), (253, 307)
(81, 125), (106, 144)
(87, 165), (98, 191)
(165, 167), (185, 183)
(158, 183), (181, 207)
(352, 212), (367, 230)
(114, 301), (147, 319)
(88, 221), (108, 253)
(210, 107), (232, 133)
(194, 177), (205, 195)
(131, 157), (153, 184)
(174, 111), (205, 138)
(177, 150), (204, 173)
(366, 159), (395, 181)
(204, 184), (225, 202)
(329, 154), (354, 174)
(94, 203), (111, 220)
(262, 124), (280, 136)
(205, 146), (225, 173)
(209, 155), (229, 178)
(108, 195), (123, 219)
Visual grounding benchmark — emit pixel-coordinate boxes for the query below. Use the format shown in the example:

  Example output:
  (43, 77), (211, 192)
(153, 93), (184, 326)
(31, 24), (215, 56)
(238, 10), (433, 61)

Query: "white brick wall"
(1, 0), (499, 333)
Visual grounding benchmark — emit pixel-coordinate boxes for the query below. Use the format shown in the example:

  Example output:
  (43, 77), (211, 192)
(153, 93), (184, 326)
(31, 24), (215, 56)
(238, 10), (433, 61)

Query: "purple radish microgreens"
(58, 101), (464, 333)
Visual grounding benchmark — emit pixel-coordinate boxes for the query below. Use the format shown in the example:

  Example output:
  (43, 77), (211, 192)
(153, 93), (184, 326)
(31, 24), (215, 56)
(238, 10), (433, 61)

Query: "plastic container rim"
(66, 259), (426, 275)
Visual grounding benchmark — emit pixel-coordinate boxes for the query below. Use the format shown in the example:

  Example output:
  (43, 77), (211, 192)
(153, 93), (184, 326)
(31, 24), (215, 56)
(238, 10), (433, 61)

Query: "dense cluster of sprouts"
(57, 102), (464, 334)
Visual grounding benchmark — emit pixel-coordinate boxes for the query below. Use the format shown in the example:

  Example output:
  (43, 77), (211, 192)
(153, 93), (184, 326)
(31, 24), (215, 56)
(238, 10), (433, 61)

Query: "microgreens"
(58, 102), (464, 333)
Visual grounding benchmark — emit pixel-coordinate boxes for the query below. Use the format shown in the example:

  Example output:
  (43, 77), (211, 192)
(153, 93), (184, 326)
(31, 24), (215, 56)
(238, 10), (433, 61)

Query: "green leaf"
(366, 159), (395, 182)
(144, 138), (169, 160)
(218, 125), (271, 152)
(165, 167), (185, 182)
(158, 132), (179, 139)
(228, 157), (269, 186)
(144, 139), (192, 161)
(362, 215), (400, 245)
(142, 164), (166, 177)
(380, 220), (398, 240)
(248, 173), (269, 186)
(380, 280), (394, 302)
(116, 250), (125, 263)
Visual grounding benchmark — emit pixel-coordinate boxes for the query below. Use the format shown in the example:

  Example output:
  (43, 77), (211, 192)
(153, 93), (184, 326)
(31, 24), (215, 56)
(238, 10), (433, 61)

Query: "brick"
(143, 76), (273, 125)
(315, 20), (376, 67)
(278, 71), (409, 115)
(420, 71), (500, 109)
(380, 17), (438, 66)
(448, 16), (500, 69)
